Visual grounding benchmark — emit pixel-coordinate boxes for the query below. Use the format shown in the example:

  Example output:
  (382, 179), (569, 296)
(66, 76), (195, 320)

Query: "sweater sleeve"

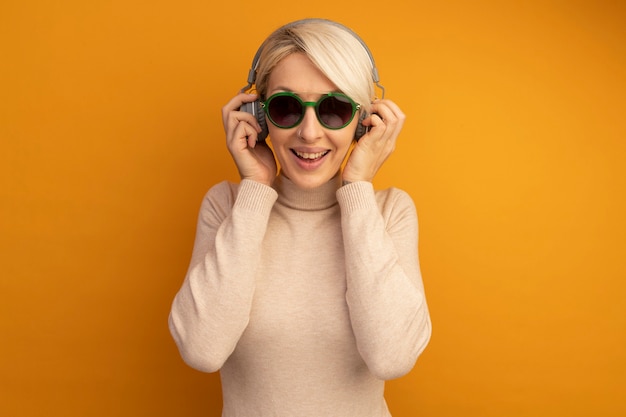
(168, 179), (278, 373)
(336, 182), (432, 380)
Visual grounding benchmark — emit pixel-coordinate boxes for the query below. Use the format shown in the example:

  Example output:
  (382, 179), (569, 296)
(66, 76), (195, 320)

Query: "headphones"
(240, 18), (384, 141)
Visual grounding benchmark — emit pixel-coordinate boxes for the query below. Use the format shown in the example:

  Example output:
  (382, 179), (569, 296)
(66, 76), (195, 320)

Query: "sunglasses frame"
(261, 92), (361, 130)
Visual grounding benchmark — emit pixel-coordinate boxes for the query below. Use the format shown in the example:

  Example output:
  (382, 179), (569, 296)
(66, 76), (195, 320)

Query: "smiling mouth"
(292, 150), (330, 160)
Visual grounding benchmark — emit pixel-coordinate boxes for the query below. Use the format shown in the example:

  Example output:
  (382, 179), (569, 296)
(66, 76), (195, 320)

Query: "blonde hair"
(254, 19), (377, 113)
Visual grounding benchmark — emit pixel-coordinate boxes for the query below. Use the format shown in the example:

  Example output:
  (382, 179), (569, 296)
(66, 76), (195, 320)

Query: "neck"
(272, 172), (341, 211)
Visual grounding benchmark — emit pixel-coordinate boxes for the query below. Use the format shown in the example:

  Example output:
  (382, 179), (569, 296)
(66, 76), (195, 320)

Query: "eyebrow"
(272, 86), (294, 93)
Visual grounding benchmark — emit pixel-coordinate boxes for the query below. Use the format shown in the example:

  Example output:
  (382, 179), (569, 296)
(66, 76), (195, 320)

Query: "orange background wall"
(1, 1), (624, 416)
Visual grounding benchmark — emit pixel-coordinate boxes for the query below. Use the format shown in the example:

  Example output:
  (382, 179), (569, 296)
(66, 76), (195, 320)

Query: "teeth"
(295, 151), (327, 160)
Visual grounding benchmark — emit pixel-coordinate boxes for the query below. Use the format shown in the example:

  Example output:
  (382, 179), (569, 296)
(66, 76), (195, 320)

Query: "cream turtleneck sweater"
(169, 174), (431, 416)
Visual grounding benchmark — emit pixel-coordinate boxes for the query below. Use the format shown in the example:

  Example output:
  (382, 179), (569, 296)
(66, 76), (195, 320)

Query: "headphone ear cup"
(255, 101), (268, 141)
(354, 111), (368, 141)
(240, 100), (269, 141)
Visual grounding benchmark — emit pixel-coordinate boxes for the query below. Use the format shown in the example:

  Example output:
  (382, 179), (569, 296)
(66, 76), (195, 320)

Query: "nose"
(297, 107), (323, 142)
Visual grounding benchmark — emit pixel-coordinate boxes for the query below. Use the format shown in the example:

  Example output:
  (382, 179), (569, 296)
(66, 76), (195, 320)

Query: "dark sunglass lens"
(318, 95), (354, 128)
(269, 95), (303, 128)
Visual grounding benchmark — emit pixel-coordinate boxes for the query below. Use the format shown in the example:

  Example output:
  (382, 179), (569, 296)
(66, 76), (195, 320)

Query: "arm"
(168, 180), (277, 372)
(337, 182), (431, 380)
(169, 91), (279, 372)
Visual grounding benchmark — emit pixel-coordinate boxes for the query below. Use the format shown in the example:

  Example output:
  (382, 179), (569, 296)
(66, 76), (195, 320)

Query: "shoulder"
(200, 179), (278, 220)
(374, 186), (419, 229)
(374, 186), (416, 212)
(197, 181), (239, 223)
(203, 180), (239, 206)
(338, 182), (416, 218)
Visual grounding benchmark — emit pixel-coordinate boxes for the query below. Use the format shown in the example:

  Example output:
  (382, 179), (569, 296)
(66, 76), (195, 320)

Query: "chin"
(291, 176), (326, 190)
(284, 170), (337, 190)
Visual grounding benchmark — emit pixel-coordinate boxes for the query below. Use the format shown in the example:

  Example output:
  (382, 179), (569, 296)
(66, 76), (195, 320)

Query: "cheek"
(333, 133), (356, 161)
(336, 124), (358, 151)
(266, 129), (293, 165)
(267, 126), (289, 148)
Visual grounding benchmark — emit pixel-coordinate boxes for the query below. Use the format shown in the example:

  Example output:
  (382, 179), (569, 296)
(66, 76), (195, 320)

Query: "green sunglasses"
(261, 92), (361, 130)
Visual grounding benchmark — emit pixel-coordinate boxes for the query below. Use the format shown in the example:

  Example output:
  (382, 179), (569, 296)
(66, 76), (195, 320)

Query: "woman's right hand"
(222, 93), (277, 186)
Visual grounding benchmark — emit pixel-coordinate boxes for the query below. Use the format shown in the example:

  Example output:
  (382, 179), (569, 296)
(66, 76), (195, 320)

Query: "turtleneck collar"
(272, 172), (341, 211)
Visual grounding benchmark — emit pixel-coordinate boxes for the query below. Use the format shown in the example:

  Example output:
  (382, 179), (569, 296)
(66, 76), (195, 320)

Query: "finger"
(225, 92), (259, 112)
(222, 93), (261, 127)
(361, 112), (387, 141)
(240, 121), (260, 149)
(224, 108), (263, 138)
(227, 120), (256, 151)
(371, 101), (397, 127)
(371, 100), (405, 140)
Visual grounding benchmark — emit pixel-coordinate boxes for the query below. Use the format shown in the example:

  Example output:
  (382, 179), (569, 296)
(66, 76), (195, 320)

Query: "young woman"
(169, 18), (431, 416)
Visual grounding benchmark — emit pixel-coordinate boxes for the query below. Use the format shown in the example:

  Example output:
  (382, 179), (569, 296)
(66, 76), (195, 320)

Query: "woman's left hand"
(341, 99), (405, 184)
